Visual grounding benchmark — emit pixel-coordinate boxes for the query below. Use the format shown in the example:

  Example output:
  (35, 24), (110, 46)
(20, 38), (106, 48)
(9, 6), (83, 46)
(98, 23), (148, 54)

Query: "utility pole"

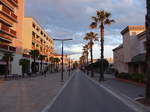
(53, 38), (72, 81)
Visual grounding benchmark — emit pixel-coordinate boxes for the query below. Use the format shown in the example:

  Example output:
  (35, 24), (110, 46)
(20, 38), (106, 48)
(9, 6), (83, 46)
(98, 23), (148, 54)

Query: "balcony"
(0, 13), (14, 26)
(7, 0), (18, 7)
(0, 44), (16, 52)
(0, 4), (17, 22)
(0, 23), (16, 37)
(32, 37), (41, 45)
(0, 33), (12, 43)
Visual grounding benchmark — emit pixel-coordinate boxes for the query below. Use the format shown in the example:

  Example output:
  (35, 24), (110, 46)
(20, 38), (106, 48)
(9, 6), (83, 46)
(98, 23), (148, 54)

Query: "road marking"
(84, 73), (150, 112)
(41, 71), (76, 112)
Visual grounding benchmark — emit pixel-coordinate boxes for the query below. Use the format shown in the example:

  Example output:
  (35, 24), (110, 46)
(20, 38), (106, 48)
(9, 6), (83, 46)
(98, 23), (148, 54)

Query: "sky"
(25, 0), (146, 60)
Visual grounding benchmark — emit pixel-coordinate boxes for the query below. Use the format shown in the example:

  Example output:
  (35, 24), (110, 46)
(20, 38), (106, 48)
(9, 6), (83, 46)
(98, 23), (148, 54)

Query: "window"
(132, 32), (136, 36)
(40, 39), (43, 43)
(40, 47), (42, 50)
(32, 32), (36, 37)
(36, 44), (39, 47)
(32, 23), (36, 28)
(41, 31), (43, 35)
(36, 27), (39, 31)
(32, 42), (35, 46)
(36, 35), (39, 39)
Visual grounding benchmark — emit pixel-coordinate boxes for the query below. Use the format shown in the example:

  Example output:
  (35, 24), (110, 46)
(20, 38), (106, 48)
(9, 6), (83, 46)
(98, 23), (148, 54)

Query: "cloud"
(25, 0), (146, 60)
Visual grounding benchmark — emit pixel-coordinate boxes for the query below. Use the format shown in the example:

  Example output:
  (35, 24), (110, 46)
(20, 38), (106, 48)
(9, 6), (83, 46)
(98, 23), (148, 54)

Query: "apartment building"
(22, 17), (54, 71)
(113, 25), (146, 73)
(0, 0), (24, 75)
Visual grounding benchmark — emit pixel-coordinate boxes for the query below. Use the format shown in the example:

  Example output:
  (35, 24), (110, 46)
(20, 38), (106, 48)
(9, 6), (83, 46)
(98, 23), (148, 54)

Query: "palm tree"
(145, 0), (150, 104)
(38, 54), (47, 73)
(84, 32), (98, 77)
(83, 44), (89, 66)
(19, 59), (30, 77)
(49, 56), (54, 72)
(54, 58), (61, 71)
(90, 10), (115, 81)
(79, 55), (86, 71)
(83, 44), (89, 75)
(2, 53), (14, 79)
(29, 50), (40, 73)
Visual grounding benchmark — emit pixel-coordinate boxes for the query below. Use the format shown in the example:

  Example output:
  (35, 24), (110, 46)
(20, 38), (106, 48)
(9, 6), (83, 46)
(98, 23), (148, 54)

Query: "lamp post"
(53, 38), (72, 81)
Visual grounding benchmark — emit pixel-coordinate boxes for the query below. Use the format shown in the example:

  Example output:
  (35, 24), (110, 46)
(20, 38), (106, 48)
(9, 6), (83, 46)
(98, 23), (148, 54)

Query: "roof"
(130, 53), (146, 63)
(53, 53), (67, 57)
(113, 44), (123, 51)
(137, 31), (146, 40)
(121, 25), (145, 35)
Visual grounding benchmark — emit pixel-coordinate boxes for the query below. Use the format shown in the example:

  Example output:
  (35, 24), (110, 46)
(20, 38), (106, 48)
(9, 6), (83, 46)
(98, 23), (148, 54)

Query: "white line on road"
(84, 73), (150, 112)
(41, 71), (76, 112)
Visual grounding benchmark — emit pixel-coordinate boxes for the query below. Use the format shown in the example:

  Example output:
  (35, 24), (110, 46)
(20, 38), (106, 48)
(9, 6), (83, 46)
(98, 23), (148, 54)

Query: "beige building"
(0, 0), (24, 75)
(113, 25), (146, 73)
(22, 17), (54, 60)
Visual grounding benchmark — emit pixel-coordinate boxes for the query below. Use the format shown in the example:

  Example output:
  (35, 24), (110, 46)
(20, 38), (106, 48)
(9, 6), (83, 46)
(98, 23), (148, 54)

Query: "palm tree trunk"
(90, 45), (94, 77)
(99, 26), (104, 81)
(145, 0), (150, 103)
(87, 54), (89, 75)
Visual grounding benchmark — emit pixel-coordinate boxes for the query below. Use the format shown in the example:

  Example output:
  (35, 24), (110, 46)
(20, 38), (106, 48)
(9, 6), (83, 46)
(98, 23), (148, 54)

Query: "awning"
(0, 61), (6, 65)
(130, 53), (146, 63)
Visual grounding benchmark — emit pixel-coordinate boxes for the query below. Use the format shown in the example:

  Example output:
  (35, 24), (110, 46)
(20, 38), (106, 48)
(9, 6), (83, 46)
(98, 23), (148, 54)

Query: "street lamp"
(53, 38), (72, 81)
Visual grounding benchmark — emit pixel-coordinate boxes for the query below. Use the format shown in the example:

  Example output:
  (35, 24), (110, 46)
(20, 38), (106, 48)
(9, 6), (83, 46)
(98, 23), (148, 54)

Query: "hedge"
(117, 72), (145, 83)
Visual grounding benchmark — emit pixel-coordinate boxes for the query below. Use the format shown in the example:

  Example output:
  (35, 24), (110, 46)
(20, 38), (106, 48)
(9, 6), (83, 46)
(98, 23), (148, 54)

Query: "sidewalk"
(87, 72), (150, 111)
(0, 71), (72, 112)
(92, 73), (145, 100)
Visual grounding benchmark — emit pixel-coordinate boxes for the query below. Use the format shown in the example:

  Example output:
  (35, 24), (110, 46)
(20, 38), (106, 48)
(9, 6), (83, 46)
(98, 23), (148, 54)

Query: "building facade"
(113, 25), (146, 73)
(0, 0), (24, 75)
(22, 17), (54, 72)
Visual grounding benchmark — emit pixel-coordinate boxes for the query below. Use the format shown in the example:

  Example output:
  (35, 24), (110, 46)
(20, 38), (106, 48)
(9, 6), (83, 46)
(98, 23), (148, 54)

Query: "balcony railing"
(8, 0), (18, 7)
(0, 5), (17, 21)
(0, 44), (16, 52)
(0, 33), (12, 42)
(0, 23), (16, 37)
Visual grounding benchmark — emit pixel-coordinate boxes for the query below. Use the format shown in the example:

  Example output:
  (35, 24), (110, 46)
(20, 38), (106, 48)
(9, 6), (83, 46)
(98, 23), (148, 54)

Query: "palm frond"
(90, 22), (97, 29)
(104, 19), (115, 25)
(92, 16), (98, 22)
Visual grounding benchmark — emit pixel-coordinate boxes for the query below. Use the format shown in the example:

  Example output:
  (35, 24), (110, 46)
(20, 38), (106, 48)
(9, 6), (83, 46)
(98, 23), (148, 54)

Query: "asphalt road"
(47, 70), (135, 112)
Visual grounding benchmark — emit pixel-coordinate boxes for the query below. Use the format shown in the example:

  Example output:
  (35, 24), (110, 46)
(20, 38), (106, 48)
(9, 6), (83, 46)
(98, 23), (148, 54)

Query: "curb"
(41, 71), (76, 112)
(84, 74), (150, 112)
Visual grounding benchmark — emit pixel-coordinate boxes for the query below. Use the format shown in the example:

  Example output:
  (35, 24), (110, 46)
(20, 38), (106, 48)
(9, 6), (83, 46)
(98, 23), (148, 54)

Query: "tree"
(79, 55), (86, 69)
(38, 54), (47, 72)
(49, 56), (55, 72)
(2, 53), (14, 79)
(19, 59), (30, 77)
(87, 59), (109, 73)
(145, 0), (150, 104)
(54, 58), (61, 71)
(83, 44), (89, 66)
(29, 50), (40, 73)
(84, 32), (98, 77)
(90, 10), (115, 81)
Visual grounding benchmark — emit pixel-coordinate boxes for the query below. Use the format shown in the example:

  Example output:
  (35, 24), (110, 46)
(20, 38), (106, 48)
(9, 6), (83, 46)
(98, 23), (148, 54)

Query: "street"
(47, 70), (136, 112)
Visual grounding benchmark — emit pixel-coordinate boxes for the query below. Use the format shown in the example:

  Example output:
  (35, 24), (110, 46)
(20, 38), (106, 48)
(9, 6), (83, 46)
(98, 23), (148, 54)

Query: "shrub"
(130, 73), (145, 83)
(117, 72), (131, 79)
(117, 72), (145, 83)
